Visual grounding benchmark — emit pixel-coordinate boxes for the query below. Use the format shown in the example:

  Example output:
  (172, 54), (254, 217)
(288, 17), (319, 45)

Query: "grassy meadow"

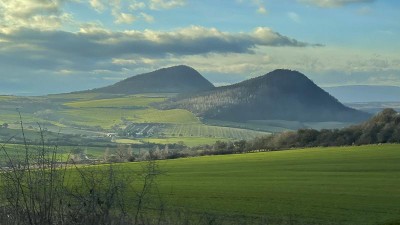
(113, 144), (400, 225)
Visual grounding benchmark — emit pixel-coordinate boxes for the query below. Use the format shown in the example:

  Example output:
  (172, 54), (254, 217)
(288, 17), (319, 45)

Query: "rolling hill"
(163, 69), (371, 122)
(87, 65), (215, 94)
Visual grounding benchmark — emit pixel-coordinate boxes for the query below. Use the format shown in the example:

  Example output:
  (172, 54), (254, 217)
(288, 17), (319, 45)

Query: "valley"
(1, 67), (366, 153)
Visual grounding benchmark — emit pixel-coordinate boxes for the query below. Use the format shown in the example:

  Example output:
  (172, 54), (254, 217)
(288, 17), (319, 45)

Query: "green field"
(0, 143), (109, 164)
(64, 95), (166, 108)
(116, 144), (400, 225)
(61, 94), (200, 128)
(0, 94), (270, 143)
(2, 135), (400, 224)
(141, 137), (231, 147)
(115, 136), (232, 147)
(161, 124), (268, 139)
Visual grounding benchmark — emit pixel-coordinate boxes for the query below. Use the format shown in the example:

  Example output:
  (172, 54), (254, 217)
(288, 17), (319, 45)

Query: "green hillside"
(122, 144), (400, 225)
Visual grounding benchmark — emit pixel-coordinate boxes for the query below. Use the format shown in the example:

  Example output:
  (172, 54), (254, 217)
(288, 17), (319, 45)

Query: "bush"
(0, 122), (162, 225)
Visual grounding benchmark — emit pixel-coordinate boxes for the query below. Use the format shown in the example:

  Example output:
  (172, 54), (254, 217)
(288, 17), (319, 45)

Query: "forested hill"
(163, 69), (370, 122)
(87, 65), (215, 94)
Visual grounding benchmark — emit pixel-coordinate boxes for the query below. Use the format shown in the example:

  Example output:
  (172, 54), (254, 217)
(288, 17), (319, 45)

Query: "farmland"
(122, 144), (400, 225)
(0, 143), (110, 165)
(140, 137), (231, 147)
(1, 140), (399, 224)
(0, 93), (271, 146)
(161, 124), (268, 139)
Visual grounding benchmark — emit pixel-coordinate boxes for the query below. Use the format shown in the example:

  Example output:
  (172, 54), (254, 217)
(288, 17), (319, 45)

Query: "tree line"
(71, 108), (400, 163)
(205, 108), (400, 155)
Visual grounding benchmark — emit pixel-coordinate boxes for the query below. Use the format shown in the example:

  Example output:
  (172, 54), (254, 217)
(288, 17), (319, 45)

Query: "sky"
(0, 0), (399, 95)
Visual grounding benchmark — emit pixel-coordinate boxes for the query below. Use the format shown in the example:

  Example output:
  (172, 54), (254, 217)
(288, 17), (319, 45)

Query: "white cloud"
(89, 0), (106, 12)
(288, 12), (301, 23)
(298, 0), (375, 8)
(149, 0), (186, 10)
(140, 12), (154, 22)
(257, 6), (267, 15)
(238, 0), (268, 15)
(86, 0), (183, 24)
(129, 1), (146, 10)
(114, 12), (136, 24)
(0, 0), (72, 30)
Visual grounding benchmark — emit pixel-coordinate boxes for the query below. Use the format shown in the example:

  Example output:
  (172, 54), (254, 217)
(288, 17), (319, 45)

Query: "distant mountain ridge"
(324, 85), (400, 103)
(88, 65), (215, 94)
(163, 69), (370, 122)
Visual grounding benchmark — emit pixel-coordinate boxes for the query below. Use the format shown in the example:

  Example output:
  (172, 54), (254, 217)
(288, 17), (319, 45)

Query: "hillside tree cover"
(163, 69), (370, 122)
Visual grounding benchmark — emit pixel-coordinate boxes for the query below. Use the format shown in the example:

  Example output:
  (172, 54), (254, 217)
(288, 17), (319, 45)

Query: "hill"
(164, 69), (370, 122)
(324, 85), (400, 103)
(87, 65), (214, 94)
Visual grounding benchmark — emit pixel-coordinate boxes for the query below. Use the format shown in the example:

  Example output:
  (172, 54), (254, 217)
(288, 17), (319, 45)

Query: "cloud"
(86, 0), (184, 24)
(129, 1), (146, 10)
(149, 0), (186, 10)
(140, 12), (154, 22)
(298, 0), (375, 8)
(0, 0), (72, 30)
(89, 0), (106, 12)
(0, 26), (315, 63)
(257, 6), (267, 15)
(288, 12), (301, 23)
(237, 0), (268, 15)
(114, 12), (136, 24)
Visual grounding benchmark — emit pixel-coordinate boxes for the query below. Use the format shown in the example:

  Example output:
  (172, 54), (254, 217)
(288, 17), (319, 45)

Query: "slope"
(88, 65), (215, 94)
(164, 69), (370, 122)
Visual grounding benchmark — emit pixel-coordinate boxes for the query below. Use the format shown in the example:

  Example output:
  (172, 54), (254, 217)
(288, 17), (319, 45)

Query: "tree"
(115, 145), (132, 162)
(71, 147), (85, 162)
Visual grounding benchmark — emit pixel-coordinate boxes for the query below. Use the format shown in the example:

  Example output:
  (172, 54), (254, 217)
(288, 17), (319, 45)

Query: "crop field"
(58, 108), (200, 129)
(0, 110), (55, 129)
(64, 95), (167, 108)
(114, 144), (400, 225)
(114, 139), (144, 144)
(0, 143), (110, 165)
(161, 124), (269, 139)
(1, 137), (399, 224)
(46, 93), (110, 102)
(57, 95), (201, 129)
(140, 137), (231, 147)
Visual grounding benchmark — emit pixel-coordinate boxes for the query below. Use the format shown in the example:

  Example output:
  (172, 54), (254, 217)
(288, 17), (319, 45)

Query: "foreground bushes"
(0, 123), (163, 225)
